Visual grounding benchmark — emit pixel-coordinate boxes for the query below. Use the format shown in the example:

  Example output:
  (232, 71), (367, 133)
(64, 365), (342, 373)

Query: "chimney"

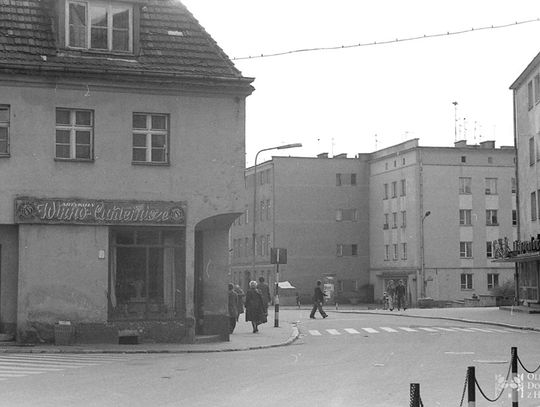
(333, 153), (347, 158)
(317, 153), (329, 158)
(480, 140), (495, 149)
(454, 140), (467, 148)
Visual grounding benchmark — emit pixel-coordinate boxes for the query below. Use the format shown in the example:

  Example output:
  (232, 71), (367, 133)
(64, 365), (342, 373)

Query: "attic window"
(66, 1), (133, 52)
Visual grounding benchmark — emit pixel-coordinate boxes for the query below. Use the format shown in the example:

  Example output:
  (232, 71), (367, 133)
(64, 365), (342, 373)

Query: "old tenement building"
(0, 0), (253, 343)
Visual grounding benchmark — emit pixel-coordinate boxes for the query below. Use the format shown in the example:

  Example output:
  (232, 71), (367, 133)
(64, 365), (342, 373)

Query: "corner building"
(0, 0), (253, 343)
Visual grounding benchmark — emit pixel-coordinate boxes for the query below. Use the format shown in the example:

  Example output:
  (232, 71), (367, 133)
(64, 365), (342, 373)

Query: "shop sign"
(15, 197), (186, 226)
(493, 236), (540, 259)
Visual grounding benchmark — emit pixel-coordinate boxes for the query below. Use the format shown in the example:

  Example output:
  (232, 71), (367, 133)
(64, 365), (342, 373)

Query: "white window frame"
(486, 209), (498, 226)
(460, 273), (473, 290)
(336, 209), (358, 222)
(487, 273), (499, 290)
(55, 108), (93, 160)
(459, 209), (472, 226)
(401, 242), (407, 260)
(460, 241), (473, 258)
(486, 241), (493, 258)
(485, 178), (498, 195)
(0, 105), (9, 156)
(459, 177), (472, 194)
(66, 1), (133, 52)
(132, 113), (169, 164)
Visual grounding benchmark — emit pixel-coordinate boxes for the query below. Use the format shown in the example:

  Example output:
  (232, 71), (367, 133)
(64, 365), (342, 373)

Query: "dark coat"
(245, 288), (266, 323)
(395, 284), (406, 298)
(233, 286), (245, 315)
(228, 289), (239, 319)
(258, 282), (271, 305)
(312, 286), (326, 303)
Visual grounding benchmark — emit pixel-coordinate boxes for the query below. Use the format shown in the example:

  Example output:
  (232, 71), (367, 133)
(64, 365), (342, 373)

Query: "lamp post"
(251, 143), (302, 279)
(420, 210), (431, 298)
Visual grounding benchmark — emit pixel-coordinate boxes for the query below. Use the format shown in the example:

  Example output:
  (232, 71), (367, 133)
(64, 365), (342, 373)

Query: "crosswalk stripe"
(308, 330), (322, 336)
(0, 361), (91, 368)
(380, 327), (398, 332)
(486, 328), (511, 333)
(418, 327), (439, 332)
(344, 328), (360, 334)
(450, 327), (476, 332)
(467, 327), (496, 333)
(361, 328), (379, 333)
(398, 327), (418, 332)
(433, 327), (457, 332)
(326, 329), (341, 335)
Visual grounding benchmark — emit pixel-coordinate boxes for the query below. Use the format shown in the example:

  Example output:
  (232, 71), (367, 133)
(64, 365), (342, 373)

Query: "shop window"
(110, 228), (184, 320)
(0, 105), (9, 156)
(66, 1), (133, 52)
(55, 108), (93, 160)
(132, 113), (169, 164)
(519, 262), (539, 301)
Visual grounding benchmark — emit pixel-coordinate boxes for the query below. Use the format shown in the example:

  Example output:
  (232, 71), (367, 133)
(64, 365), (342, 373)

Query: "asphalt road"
(1, 312), (540, 407)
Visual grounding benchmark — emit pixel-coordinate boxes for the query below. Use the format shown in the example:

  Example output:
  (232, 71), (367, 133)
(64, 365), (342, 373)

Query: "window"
(391, 181), (397, 198)
(401, 211), (407, 228)
(532, 191), (537, 221)
(459, 209), (472, 226)
(512, 209), (517, 226)
(336, 209), (358, 222)
(486, 241), (493, 258)
(384, 245), (389, 261)
(132, 113), (169, 164)
(485, 178), (497, 195)
(259, 201), (264, 221)
(487, 156), (493, 164)
(487, 273), (499, 290)
(392, 244), (398, 260)
(55, 108), (93, 160)
(400, 179), (406, 196)
(460, 241), (473, 258)
(383, 214), (389, 229)
(266, 199), (271, 220)
(383, 183), (389, 199)
(530, 137), (536, 165)
(245, 208), (249, 224)
(0, 105), (9, 156)
(528, 80), (534, 110)
(265, 234), (271, 256)
(66, 1), (133, 52)
(461, 156), (466, 163)
(244, 238), (249, 257)
(392, 212), (398, 228)
(401, 243), (407, 260)
(486, 209), (498, 226)
(337, 244), (358, 257)
(511, 177), (516, 194)
(535, 74), (540, 104)
(460, 273), (473, 290)
(336, 173), (356, 186)
(459, 177), (472, 194)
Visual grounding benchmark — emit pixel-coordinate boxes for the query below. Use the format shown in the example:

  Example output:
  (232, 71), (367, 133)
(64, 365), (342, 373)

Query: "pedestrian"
(245, 280), (267, 333)
(258, 276), (271, 315)
(309, 280), (328, 319)
(382, 291), (389, 310)
(228, 283), (239, 334)
(386, 280), (395, 311)
(233, 284), (245, 321)
(295, 291), (301, 309)
(395, 280), (407, 311)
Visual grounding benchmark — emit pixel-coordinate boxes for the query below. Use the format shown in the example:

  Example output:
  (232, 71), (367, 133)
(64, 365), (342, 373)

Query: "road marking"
(398, 327), (418, 332)
(473, 359), (509, 364)
(308, 330), (322, 336)
(451, 327), (476, 332)
(467, 327), (496, 333)
(326, 329), (341, 335)
(445, 351), (475, 355)
(418, 327), (439, 332)
(344, 328), (360, 334)
(487, 328), (512, 333)
(380, 327), (399, 332)
(361, 328), (379, 333)
(433, 327), (457, 332)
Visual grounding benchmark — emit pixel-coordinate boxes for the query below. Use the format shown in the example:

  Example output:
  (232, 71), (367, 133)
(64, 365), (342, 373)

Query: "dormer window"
(66, 1), (133, 52)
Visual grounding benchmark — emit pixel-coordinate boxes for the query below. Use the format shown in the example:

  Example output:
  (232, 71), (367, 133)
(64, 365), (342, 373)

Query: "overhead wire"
(232, 18), (540, 61)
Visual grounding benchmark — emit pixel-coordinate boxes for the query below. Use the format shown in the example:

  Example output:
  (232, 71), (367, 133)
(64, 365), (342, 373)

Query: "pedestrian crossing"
(306, 326), (518, 336)
(0, 353), (128, 382)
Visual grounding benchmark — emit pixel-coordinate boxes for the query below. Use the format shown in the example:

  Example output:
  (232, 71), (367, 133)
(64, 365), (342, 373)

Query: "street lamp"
(251, 143), (302, 278)
(420, 210), (431, 298)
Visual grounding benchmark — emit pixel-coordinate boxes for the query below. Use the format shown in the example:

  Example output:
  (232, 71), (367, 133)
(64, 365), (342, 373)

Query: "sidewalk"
(0, 306), (537, 354)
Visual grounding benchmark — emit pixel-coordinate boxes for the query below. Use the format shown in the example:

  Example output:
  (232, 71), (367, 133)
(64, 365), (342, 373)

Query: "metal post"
(467, 366), (476, 407)
(409, 383), (420, 407)
(274, 263), (280, 327)
(420, 211), (431, 298)
(511, 347), (519, 407)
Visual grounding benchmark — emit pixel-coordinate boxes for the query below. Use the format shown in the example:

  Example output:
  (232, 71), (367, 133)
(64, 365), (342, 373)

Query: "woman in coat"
(244, 280), (266, 333)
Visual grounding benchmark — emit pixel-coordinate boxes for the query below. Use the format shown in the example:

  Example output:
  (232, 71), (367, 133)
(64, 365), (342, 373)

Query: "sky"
(181, 0), (540, 165)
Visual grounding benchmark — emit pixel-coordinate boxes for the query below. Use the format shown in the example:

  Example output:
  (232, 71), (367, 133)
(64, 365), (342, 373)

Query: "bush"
(490, 281), (515, 298)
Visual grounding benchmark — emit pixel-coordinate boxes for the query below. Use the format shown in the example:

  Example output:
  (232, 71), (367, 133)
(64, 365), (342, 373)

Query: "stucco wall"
(0, 225), (18, 333)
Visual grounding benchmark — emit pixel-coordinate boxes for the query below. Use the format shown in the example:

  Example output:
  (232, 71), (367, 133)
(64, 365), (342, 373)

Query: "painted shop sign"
(493, 236), (540, 260)
(15, 197), (186, 226)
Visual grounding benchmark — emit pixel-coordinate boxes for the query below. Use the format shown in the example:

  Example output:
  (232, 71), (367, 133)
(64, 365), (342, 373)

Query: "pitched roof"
(0, 0), (253, 92)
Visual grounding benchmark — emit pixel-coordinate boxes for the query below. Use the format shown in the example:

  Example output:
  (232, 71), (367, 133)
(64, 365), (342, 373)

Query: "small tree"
(490, 280), (514, 298)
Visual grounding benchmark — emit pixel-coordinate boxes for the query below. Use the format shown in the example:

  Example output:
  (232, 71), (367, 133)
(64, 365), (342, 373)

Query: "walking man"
(258, 276), (271, 315)
(395, 279), (407, 311)
(228, 283), (239, 334)
(309, 280), (328, 319)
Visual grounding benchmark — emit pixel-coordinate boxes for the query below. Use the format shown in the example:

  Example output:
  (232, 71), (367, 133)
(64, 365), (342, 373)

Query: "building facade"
(507, 51), (540, 305)
(0, 0), (253, 343)
(370, 139), (516, 305)
(230, 154), (371, 304)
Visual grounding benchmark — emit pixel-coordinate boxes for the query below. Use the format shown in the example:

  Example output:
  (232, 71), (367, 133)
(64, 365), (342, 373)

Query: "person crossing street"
(309, 280), (328, 319)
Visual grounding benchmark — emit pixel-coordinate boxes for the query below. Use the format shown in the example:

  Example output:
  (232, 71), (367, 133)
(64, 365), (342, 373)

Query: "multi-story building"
(230, 154), (371, 304)
(370, 139), (516, 304)
(0, 0), (253, 343)
(230, 139), (517, 305)
(506, 51), (540, 305)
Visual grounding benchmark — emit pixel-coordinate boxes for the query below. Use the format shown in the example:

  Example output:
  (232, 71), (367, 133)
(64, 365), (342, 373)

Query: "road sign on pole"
(270, 248), (287, 264)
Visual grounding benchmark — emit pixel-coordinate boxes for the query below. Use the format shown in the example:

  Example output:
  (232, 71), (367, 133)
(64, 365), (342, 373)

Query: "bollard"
(511, 347), (518, 407)
(467, 366), (476, 407)
(274, 293), (279, 327)
(409, 383), (420, 407)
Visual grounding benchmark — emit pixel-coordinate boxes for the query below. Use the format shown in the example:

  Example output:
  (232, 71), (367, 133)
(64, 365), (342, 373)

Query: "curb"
(0, 323), (301, 355)
(333, 310), (540, 332)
